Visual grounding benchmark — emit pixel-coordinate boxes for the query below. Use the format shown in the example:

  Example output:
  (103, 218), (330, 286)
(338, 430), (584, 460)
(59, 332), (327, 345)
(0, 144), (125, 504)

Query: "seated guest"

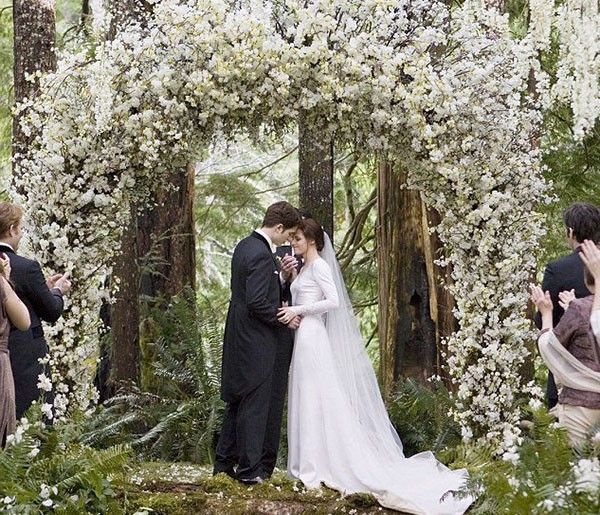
(531, 240), (600, 447)
(0, 203), (71, 419)
(0, 253), (31, 446)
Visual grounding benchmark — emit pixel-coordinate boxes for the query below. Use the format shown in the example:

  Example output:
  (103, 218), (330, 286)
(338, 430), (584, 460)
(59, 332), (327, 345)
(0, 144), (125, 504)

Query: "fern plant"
(84, 290), (224, 464)
(0, 407), (129, 514)
(387, 378), (462, 458)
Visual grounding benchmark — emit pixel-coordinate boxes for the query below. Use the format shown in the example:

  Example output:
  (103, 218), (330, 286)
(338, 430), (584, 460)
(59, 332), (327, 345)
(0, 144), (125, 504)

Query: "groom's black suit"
(0, 243), (64, 418)
(215, 231), (286, 481)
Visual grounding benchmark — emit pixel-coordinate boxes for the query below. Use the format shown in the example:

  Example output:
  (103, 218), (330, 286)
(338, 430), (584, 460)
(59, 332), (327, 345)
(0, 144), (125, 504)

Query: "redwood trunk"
(12, 0), (56, 175)
(377, 163), (448, 397)
(110, 208), (140, 386)
(298, 113), (334, 237)
(138, 165), (196, 299)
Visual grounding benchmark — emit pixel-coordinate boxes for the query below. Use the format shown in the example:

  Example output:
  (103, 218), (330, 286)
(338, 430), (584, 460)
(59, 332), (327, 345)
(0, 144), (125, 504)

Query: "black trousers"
(9, 335), (53, 419)
(214, 372), (274, 480)
(261, 328), (294, 477)
(214, 329), (294, 480)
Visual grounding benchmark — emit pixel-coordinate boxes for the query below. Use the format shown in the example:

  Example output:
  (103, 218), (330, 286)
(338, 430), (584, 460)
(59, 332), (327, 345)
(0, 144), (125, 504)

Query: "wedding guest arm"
(580, 240), (600, 337)
(22, 262), (69, 323)
(0, 257), (29, 331)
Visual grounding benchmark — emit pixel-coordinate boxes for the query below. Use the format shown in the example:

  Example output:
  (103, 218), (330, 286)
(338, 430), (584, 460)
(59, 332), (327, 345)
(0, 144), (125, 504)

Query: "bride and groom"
(214, 201), (472, 514)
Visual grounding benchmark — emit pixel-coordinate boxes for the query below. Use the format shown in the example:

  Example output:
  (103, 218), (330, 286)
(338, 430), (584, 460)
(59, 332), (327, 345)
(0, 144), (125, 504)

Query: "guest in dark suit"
(0, 203), (71, 419)
(535, 202), (600, 409)
(214, 201), (301, 484)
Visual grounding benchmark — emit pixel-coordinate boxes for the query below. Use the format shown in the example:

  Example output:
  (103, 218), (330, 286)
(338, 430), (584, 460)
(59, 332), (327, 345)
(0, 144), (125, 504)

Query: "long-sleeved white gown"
(286, 257), (472, 515)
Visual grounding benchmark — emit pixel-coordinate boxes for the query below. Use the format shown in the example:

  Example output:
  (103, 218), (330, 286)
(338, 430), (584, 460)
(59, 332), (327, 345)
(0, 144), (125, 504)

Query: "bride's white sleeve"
(591, 310), (600, 338)
(289, 259), (339, 316)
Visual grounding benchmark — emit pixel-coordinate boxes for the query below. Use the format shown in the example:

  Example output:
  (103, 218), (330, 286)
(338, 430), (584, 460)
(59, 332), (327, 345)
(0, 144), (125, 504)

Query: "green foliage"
(0, 407), (129, 514)
(463, 409), (600, 514)
(84, 290), (224, 464)
(387, 378), (462, 458)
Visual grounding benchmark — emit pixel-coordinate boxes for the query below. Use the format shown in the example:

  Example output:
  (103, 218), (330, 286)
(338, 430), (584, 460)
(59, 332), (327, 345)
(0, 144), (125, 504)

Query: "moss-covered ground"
(123, 462), (403, 514)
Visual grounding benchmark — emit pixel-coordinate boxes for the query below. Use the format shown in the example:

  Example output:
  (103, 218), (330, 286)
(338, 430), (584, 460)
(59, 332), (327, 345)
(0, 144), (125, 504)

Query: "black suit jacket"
(0, 243), (64, 417)
(535, 249), (590, 329)
(220, 232), (283, 402)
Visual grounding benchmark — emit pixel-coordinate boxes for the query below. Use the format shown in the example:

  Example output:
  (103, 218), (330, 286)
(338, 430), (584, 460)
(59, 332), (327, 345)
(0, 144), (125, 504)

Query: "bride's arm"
(285, 260), (339, 317)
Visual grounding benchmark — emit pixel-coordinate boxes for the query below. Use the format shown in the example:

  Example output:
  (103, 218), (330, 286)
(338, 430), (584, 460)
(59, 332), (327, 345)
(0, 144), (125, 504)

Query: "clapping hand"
(530, 284), (553, 315)
(558, 289), (575, 311)
(48, 271), (72, 295)
(580, 239), (600, 281)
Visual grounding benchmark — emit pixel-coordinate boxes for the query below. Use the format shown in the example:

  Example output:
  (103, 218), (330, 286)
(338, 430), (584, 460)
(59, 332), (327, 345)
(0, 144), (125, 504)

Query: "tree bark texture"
(377, 162), (454, 397)
(298, 113), (334, 238)
(12, 0), (56, 175)
(138, 165), (196, 299)
(109, 207), (140, 387)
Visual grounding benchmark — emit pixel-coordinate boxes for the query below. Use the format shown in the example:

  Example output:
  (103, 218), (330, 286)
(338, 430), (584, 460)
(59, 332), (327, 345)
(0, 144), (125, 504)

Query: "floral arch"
(16, 0), (548, 452)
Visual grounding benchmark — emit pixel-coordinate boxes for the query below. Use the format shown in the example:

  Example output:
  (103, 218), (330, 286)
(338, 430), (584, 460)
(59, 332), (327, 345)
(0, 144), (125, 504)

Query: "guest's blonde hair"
(0, 202), (23, 238)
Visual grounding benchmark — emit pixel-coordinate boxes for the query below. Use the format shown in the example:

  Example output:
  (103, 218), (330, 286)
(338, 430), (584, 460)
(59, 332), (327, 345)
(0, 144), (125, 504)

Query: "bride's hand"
(278, 306), (296, 325)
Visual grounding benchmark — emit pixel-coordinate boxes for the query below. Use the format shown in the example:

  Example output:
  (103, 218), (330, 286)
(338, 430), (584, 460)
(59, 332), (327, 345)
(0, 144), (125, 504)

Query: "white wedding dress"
(286, 236), (473, 514)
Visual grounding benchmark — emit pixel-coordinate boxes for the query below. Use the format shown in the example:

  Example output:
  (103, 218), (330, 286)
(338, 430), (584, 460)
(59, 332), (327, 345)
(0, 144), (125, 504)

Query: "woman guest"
(0, 252), (30, 446)
(531, 240), (600, 447)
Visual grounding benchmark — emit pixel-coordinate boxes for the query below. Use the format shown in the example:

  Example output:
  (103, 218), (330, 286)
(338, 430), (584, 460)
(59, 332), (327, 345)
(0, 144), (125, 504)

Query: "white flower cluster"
(15, 0), (547, 446)
(529, 0), (600, 138)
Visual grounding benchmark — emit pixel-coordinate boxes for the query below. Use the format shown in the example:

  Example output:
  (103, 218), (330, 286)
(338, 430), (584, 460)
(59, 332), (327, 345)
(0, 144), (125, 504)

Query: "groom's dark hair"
(262, 201), (301, 229)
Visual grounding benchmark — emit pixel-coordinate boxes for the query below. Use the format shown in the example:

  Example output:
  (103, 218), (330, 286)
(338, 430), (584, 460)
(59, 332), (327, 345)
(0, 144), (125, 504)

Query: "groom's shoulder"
(234, 234), (266, 254)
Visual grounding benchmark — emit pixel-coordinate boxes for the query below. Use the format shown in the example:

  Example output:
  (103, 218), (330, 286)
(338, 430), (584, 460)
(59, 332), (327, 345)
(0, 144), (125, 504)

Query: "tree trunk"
(12, 0), (56, 176)
(298, 113), (334, 238)
(423, 207), (457, 389)
(109, 207), (140, 387)
(138, 165), (196, 299)
(377, 162), (442, 398)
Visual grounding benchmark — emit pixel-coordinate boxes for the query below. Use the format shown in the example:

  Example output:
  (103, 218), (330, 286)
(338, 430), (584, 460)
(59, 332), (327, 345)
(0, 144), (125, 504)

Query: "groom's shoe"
(237, 476), (265, 486)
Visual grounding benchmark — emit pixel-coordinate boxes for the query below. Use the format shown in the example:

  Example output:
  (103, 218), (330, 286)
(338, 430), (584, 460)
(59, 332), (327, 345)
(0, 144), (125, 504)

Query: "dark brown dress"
(0, 279), (15, 445)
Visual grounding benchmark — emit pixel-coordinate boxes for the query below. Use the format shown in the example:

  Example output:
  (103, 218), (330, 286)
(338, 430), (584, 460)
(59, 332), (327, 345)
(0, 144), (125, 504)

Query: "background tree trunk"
(377, 162), (452, 397)
(109, 207), (140, 388)
(298, 113), (334, 237)
(138, 165), (196, 299)
(12, 0), (56, 177)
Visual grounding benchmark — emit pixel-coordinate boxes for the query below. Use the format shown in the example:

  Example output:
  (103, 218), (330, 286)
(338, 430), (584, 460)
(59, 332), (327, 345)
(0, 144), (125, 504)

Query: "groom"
(214, 201), (301, 484)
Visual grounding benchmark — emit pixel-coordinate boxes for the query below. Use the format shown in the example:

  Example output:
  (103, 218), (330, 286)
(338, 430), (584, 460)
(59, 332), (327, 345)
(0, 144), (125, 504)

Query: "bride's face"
(291, 230), (313, 257)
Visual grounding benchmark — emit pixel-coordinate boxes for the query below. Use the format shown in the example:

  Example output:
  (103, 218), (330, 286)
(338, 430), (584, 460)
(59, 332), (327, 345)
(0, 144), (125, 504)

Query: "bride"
(277, 218), (473, 515)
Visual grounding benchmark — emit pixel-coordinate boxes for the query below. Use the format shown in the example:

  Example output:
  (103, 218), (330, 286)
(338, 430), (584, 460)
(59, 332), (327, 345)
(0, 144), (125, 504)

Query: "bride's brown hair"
(298, 218), (325, 252)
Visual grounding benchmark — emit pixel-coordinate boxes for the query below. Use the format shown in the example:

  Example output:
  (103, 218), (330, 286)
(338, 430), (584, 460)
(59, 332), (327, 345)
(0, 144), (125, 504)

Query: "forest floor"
(124, 462), (402, 514)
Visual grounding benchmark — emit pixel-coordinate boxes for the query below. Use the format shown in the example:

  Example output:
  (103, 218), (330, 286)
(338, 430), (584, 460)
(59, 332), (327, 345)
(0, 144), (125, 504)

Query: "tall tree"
(298, 113), (334, 237)
(137, 165), (196, 299)
(12, 0), (56, 175)
(101, 1), (196, 396)
(377, 162), (454, 397)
